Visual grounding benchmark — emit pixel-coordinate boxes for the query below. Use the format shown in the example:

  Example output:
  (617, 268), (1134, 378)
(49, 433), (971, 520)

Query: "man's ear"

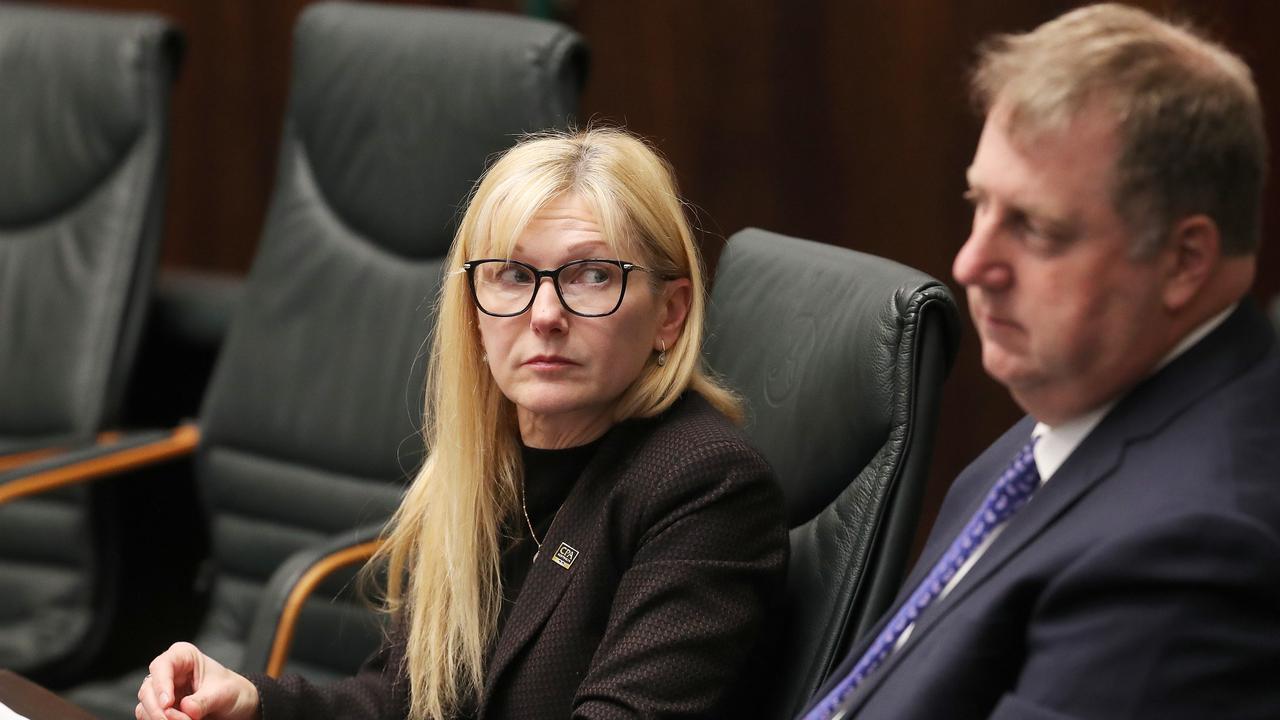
(1160, 214), (1221, 312)
(655, 278), (692, 350)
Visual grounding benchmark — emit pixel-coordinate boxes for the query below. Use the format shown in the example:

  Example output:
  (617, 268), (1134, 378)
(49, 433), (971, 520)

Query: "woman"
(136, 128), (787, 720)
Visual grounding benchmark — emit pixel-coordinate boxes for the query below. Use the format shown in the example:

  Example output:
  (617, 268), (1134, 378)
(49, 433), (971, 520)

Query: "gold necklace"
(521, 476), (562, 560)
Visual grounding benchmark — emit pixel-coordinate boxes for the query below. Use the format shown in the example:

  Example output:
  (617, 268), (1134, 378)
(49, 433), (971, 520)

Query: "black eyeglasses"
(463, 258), (664, 317)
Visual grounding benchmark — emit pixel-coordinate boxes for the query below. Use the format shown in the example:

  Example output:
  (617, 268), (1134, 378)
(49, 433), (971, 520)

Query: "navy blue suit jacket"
(802, 302), (1280, 720)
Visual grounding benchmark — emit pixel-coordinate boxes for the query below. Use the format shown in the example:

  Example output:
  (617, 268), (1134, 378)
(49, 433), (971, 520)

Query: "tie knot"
(988, 439), (1041, 520)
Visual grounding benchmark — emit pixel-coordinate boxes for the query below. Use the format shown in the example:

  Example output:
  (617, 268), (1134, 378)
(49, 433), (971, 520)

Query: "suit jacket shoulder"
(598, 393), (779, 546)
(826, 302), (1280, 720)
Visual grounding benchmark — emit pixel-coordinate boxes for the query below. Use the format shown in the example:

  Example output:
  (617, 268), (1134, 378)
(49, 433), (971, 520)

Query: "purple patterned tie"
(802, 438), (1041, 720)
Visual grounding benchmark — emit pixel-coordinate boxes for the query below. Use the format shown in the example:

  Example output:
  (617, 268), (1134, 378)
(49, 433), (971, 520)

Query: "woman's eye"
(496, 264), (534, 284)
(566, 263), (615, 286)
(581, 268), (610, 284)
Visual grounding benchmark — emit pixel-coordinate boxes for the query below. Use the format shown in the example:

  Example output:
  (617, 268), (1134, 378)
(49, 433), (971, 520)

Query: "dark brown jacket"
(252, 392), (788, 719)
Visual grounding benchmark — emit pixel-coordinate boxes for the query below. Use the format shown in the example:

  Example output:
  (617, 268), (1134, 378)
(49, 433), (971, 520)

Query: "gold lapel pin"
(552, 542), (579, 570)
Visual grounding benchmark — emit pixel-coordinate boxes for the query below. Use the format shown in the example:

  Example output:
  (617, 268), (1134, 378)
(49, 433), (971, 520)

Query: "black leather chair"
(0, 3), (181, 685)
(60, 3), (585, 716)
(705, 228), (960, 719)
(0, 3), (180, 459)
(1270, 294), (1279, 337)
(122, 268), (246, 428)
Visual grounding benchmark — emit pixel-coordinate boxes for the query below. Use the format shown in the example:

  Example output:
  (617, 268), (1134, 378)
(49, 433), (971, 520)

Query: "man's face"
(955, 102), (1173, 424)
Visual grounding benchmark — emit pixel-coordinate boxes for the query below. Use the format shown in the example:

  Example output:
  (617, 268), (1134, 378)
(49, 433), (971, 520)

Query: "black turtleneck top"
(498, 438), (603, 631)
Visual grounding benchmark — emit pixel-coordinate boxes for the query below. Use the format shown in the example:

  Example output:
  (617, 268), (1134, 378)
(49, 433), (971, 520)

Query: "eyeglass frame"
(461, 258), (675, 318)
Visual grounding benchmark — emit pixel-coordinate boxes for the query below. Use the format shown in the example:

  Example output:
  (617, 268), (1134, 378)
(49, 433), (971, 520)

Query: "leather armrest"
(242, 524), (385, 677)
(0, 423), (200, 504)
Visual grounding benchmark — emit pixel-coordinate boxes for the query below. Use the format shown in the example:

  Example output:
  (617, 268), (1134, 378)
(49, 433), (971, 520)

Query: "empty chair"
(62, 2), (585, 716)
(0, 3), (181, 685)
(705, 228), (960, 718)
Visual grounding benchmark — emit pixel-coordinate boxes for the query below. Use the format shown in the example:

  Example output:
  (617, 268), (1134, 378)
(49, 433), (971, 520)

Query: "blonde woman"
(136, 128), (787, 720)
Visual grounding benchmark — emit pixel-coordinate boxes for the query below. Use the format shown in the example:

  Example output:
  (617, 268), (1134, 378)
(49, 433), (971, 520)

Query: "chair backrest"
(705, 228), (959, 719)
(0, 5), (179, 453)
(0, 4), (180, 682)
(192, 0), (586, 682)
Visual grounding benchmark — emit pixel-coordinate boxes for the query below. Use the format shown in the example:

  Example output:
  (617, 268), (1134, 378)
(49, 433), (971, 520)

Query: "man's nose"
(953, 213), (1013, 291)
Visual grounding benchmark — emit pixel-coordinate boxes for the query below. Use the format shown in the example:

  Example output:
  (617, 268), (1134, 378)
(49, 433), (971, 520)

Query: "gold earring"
(656, 339), (667, 367)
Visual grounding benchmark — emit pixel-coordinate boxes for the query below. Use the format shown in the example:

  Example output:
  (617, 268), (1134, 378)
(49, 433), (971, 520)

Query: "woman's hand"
(135, 642), (260, 720)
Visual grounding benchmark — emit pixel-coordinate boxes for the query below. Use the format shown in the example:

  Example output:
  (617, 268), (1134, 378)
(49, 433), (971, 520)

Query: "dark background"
(40, 0), (1280, 551)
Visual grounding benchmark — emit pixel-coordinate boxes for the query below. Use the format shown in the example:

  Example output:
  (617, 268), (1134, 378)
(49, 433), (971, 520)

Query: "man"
(799, 5), (1280, 719)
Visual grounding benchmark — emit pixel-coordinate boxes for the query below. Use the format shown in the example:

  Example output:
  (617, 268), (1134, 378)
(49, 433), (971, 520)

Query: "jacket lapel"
(897, 420), (1035, 601)
(841, 303), (1271, 714)
(479, 423), (637, 712)
(480, 532), (577, 706)
(846, 420), (1033, 656)
(799, 422), (1032, 712)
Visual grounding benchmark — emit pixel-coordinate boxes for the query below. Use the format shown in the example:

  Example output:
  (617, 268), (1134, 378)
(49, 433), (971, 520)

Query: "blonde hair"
(972, 3), (1266, 255)
(371, 127), (739, 719)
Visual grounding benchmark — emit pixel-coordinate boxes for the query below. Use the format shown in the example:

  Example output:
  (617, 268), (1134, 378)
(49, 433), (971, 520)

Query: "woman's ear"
(655, 278), (692, 350)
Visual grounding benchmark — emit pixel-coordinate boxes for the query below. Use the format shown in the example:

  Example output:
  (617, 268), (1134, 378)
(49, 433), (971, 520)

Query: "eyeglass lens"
(471, 260), (627, 316)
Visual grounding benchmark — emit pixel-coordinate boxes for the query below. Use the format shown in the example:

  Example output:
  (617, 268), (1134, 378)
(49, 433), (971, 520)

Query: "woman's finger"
(137, 673), (169, 719)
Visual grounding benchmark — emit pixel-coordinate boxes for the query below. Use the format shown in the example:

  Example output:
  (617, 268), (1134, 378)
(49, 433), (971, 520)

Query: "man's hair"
(971, 3), (1267, 256)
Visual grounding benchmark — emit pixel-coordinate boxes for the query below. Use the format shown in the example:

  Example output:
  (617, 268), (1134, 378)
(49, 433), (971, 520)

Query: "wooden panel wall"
(38, 0), (1280, 550)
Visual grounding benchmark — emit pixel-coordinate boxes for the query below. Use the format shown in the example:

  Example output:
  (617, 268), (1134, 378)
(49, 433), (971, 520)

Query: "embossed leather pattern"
(66, 4), (585, 717)
(0, 3), (180, 684)
(706, 228), (959, 719)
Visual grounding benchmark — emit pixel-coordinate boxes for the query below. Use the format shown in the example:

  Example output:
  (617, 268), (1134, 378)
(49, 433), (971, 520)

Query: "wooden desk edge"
(0, 670), (98, 720)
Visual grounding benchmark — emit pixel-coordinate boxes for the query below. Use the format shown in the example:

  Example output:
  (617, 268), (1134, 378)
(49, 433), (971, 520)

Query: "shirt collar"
(1030, 303), (1236, 483)
(1031, 403), (1111, 484)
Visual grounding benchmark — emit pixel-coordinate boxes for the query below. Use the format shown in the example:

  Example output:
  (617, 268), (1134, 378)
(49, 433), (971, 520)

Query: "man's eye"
(1016, 214), (1056, 240)
(1006, 212), (1045, 240)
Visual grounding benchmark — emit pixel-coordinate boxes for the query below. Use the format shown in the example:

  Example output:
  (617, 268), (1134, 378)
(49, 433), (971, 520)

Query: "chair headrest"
(199, 3), (585, 482)
(0, 6), (178, 226)
(706, 228), (959, 525)
(288, 1), (587, 259)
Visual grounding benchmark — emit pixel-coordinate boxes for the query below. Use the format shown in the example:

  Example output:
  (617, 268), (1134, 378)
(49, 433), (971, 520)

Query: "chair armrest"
(0, 423), (200, 504)
(242, 524), (385, 677)
(0, 430), (126, 472)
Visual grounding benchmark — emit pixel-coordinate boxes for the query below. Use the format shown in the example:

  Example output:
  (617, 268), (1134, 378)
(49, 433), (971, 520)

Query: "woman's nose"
(529, 278), (569, 333)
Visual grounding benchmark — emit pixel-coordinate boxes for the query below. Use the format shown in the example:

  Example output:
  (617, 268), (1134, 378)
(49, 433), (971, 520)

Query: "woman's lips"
(523, 355), (577, 369)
